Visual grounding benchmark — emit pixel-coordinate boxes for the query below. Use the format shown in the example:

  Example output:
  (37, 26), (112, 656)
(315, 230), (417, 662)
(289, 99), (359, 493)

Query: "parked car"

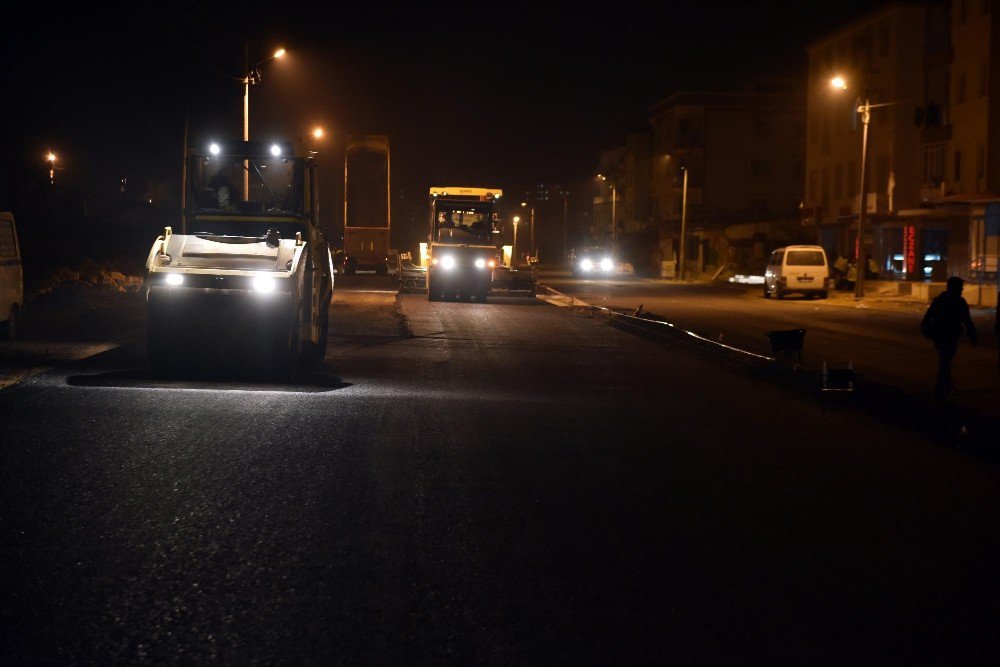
(763, 244), (831, 299)
(0, 212), (24, 340)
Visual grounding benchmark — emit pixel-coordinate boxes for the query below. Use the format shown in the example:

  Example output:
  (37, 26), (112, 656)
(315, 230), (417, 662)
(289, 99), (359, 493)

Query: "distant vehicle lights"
(440, 255), (456, 270)
(578, 257), (614, 274)
(165, 273), (184, 286)
(209, 143), (221, 156)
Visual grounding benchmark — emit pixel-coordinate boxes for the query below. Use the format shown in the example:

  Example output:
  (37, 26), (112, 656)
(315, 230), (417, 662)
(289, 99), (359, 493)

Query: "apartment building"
(804, 4), (928, 270)
(806, 2), (997, 300)
(647, 88), (806, 275)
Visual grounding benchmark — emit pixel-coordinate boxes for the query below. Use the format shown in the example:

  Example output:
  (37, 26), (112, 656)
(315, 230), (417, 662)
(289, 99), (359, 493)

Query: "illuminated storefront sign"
(904, 225), (917, 277)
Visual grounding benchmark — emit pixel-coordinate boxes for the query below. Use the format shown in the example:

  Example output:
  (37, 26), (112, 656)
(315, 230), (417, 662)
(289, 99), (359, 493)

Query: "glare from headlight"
(475, 258), (486, 269)
(441, 256), (456, 270)
(253, 276), (276, 293)
(580, 258), (593, 271)
(600, 258), (614, 272)
(165, 273), (184, 286)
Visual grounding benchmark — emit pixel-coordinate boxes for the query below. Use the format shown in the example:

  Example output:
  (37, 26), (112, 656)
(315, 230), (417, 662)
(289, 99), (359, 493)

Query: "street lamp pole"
(854, 97), (872, 299)
(610, 182), (616, 261)
(242, 45), (285, 199)
(678, 166), (688, 281)
(46, 152), (57, 185)
(243, 43), (250, 200)
(512, 216), (520, 265)
(530, 205), (536, 261)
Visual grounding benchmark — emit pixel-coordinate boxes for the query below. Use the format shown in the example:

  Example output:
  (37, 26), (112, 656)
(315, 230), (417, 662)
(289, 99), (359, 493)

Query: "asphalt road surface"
(2, 276), (1000, 663)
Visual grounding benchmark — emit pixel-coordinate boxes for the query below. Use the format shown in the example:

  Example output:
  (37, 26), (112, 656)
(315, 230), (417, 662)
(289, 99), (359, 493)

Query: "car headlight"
(253, 276), (276, 293)
(441, 256), (456, 270)
(475, 258), (486, 269)
(165, 273), (184, 286)
(580, 258), (593, 271)
(600, 258), (613, 272)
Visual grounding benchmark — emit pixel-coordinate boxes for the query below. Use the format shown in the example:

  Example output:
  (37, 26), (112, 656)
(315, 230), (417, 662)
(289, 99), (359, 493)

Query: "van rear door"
(784, 248), (827, 289)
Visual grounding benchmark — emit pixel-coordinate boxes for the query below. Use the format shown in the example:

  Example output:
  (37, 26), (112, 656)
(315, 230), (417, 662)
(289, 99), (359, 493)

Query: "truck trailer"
(343, 135), (391, 275)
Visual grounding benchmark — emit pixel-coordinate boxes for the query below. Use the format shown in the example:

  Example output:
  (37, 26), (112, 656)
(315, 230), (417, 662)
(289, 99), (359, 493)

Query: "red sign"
(903, 225), (917, 276)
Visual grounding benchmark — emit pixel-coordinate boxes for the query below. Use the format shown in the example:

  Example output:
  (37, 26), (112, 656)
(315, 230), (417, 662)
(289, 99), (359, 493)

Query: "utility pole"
(243, 42), (250, 201)
(855, 97), (871, 299)
(561, 188), (568, 266)
(610, 182), (616, 260)
(677, 166), (688, 281)
(530, 205), (536, 261)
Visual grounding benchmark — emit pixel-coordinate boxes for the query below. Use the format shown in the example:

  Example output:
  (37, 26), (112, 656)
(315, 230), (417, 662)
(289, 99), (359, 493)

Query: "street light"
(46, 151), (57, 184)
(597, 174), (616, 261)
(831, 74), (873, 299)
(242, 45), (286, 198)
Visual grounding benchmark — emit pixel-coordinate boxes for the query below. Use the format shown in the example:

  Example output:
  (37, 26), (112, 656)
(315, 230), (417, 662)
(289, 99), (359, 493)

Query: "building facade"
(647, 88), (806, 276)
(805, 2), (998, 301)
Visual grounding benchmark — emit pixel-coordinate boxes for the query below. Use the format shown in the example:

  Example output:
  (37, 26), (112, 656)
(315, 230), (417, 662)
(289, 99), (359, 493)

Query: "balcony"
(920, 183), (946, 203)
(921, 124), (951, 144)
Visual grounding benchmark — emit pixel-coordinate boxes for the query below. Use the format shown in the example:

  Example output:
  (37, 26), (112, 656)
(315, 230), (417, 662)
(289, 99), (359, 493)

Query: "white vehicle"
(145, 140), (334, 378)
(0, 212), (23, 340)
(764, 245), (831, 299)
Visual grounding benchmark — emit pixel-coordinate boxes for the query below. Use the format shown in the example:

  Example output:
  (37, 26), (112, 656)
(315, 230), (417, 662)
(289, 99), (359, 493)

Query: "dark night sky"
(2, 1), (879, 244)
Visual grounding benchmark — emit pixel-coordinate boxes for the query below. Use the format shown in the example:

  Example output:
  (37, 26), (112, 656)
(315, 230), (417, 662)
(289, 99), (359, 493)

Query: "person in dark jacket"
(921, 276), (978, 396)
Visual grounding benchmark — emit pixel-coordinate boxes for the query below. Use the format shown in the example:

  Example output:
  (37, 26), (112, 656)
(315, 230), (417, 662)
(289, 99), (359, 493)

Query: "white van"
(0, 212), (24, 340)
(763, 245), (830, 299)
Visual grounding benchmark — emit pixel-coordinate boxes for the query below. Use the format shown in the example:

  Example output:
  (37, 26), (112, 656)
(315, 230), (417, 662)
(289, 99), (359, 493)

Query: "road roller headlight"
(600, 258), (614, 272)
(253, 276), (276, 293)
(580, 258), (593, 272)
(165, 273), (184, 286)
(475, 258), (486, 269)
(441, 255), (456, 270)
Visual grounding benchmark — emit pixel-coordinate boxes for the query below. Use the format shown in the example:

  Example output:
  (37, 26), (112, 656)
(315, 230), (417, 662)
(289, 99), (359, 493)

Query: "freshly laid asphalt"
(2, 277), (1000, 663)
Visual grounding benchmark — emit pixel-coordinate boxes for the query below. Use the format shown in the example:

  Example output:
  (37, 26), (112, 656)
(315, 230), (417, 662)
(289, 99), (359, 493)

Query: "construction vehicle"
(397, 250), (427, 292)
(423, 187), (536, 301)
(145, 139), (334, 378)
(343, 135), (391, 275)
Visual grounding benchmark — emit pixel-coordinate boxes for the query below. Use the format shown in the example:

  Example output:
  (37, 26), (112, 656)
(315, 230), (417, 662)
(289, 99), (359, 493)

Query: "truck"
(343, 135), (391, 275)
(144, 139), (334, 379)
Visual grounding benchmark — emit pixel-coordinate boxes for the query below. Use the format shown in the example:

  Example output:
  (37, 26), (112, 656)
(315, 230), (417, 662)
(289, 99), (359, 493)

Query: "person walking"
(921, 276), (978, 397)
